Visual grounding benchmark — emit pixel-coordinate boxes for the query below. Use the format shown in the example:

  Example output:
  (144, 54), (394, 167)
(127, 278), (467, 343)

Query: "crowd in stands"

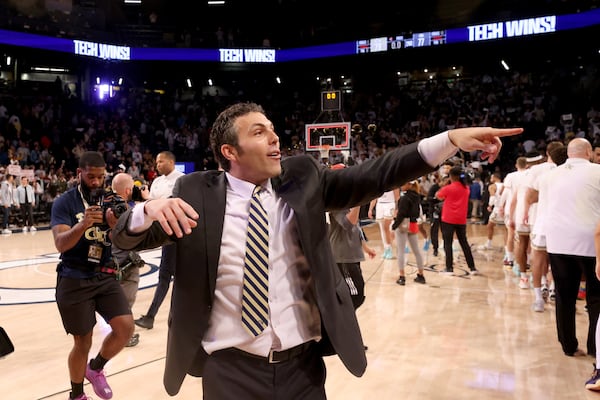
(0, 57), (598, 229)
(1, 0), (597, 50)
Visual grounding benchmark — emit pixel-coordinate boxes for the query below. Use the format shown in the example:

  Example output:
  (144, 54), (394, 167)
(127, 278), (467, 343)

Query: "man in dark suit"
(112, 102), (521, 399)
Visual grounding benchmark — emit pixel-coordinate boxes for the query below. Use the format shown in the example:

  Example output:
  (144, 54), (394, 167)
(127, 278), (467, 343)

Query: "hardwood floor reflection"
(0, 223), (597, 399)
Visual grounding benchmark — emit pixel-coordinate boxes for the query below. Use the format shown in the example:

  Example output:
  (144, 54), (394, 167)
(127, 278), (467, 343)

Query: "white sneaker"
(22, 226), (28, 233)
(532, 299), (545, 312)
(541, 285), (549, 302)
(1, 228), (11, 234)
(519, 277), (530, 289)
(29, 226), (36, 232)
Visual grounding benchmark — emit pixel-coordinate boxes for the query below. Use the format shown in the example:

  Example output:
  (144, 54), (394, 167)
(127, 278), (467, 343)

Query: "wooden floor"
(0, 223), (597, 400)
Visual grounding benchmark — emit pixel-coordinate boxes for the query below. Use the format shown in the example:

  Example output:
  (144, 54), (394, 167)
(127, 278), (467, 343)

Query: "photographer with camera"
(110, 172), (148, 347)
(50, 151), (134, 400)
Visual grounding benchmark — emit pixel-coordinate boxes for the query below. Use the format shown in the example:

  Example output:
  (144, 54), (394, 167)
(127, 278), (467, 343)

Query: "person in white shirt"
(508, 152), (545, 289)
(538, 138), (600, 357)
(522, 141), (566, 311)
(134, 151), (184, 330)
(1, 174), (17, 234)
(368, 189), (399, 259)
(481, 172), (503, 250)
(499, 157), (527, 270)
(16, 176), (36, 232)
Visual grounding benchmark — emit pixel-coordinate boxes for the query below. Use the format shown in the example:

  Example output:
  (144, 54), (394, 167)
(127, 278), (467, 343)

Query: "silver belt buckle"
(268, 349), (280, 364)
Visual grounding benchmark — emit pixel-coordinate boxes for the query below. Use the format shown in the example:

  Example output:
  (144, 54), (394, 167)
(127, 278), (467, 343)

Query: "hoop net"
(319, 145), (331, 159)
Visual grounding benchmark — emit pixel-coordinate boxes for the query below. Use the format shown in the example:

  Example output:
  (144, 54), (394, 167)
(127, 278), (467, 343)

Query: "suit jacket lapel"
(204, 173), (226, 296)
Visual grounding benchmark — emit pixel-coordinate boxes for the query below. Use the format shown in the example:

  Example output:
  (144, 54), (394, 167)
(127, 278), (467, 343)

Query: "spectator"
(16, 176), (36, 232)
(436, 166), (478, 275)
(1, 174), (17, 234)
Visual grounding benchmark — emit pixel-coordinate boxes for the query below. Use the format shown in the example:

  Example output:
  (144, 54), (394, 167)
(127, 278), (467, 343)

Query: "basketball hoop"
(319, 145), (331, 159)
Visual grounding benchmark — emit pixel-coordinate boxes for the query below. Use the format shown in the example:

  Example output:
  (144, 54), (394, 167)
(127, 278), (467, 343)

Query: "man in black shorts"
(51, 151), (134, 400)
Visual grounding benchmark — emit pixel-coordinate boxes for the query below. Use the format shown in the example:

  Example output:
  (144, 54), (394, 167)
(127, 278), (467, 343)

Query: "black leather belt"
(217, 341), (314, 364)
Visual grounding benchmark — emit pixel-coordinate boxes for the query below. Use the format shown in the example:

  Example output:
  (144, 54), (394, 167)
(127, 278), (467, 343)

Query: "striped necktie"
(241, 186), (270, 336)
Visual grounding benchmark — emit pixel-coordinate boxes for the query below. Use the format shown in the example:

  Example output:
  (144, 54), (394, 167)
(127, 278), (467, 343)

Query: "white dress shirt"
(202, 174), (321, 356)
(149, 169), (185, 199)
(539, 158), (600, 257)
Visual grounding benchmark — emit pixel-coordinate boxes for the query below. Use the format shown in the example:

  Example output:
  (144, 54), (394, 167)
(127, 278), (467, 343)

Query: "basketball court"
(0, 223), (596, 399)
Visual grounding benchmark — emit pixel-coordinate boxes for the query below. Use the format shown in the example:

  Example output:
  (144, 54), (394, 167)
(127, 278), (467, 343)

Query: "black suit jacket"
(112, 142), (433, 395)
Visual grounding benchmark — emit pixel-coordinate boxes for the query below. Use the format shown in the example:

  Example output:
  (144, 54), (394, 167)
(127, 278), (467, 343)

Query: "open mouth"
(267, 151), (281, 160)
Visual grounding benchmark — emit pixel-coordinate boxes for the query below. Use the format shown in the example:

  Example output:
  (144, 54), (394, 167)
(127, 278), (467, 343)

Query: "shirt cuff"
(129, 201), (154, 233)
(417, 131), (458, 167)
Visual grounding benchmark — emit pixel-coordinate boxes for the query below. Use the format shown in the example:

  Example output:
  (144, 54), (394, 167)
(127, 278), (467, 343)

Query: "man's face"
(79, 166), (106, 191)
(156, 154), (174, 176)
(593, 147), (600, 164)
(226, 111), (281, 185)
(440, 164), (451, 177)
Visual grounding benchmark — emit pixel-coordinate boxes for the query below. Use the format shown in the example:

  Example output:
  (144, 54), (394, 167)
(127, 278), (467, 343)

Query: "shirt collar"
(225, 172), (273, 199)
(565, 157), (590, 165)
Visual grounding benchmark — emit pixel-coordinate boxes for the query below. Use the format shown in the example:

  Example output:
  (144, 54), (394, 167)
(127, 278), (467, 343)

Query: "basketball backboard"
(305, 122), (350, 151)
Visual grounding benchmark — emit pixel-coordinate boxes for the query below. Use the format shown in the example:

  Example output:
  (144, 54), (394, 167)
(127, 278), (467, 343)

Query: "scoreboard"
(355, 31), (446, 53)
(356, 37), (388, 53)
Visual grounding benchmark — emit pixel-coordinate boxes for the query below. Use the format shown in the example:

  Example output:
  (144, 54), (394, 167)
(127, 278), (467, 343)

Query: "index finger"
(493, 127), (523, 137)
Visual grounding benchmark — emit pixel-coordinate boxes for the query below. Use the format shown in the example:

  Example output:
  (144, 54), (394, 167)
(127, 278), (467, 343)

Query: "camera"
(131, 185), (146, 202)
(119, 251), (145, 274)
(90, 188), (128, 223)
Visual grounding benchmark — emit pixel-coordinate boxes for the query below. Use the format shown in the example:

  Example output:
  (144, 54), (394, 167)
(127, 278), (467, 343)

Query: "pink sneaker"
(69, 393), (89, 400)
(85, 363), (113, 399)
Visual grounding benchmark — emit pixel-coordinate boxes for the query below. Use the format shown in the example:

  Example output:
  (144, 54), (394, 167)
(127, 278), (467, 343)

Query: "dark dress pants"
(549, 253), (600, 356)
(441, 221), (475, 271)
(203, 345), (326, 400)
(146, 242), (176, 318)
(2, 206), (10, 228)
(20, 203), (34, 226)
(430, 216), (440, 251)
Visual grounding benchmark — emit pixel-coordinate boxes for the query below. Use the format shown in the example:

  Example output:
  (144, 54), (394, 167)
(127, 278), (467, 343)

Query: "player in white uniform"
(369, 189), (400, 259)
